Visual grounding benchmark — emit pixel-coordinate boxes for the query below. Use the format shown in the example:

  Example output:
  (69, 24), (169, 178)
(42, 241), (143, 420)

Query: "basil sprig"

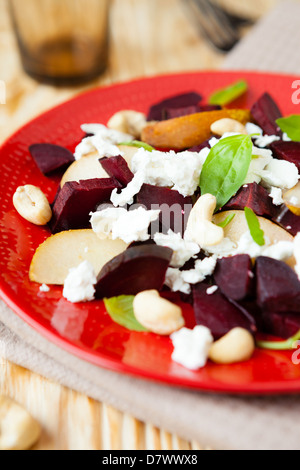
(199, 134), (253, 210)
(209, 80), (248, 106)
(276, 115), (300, 142)
(104, 296), (148, 332)
(257, 330), (300, 350)
(217, 213), (235, 228)
(244, 207), (265, 246)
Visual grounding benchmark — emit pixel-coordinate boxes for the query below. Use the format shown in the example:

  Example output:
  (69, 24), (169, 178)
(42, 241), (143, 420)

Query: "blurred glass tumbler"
(9, 0), (110, 85)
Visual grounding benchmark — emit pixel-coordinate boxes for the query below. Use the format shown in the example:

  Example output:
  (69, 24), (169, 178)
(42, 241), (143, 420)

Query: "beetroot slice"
(136, 184), (193, 234)
(274, 207), (300, 236)
(95, 245), (173, 299)
(49, 178), (121, 233)
(213, 255), (254, 301)
(250, 93), (283, 137)
(162, 104), (221, 120)
(147, 92), (202, 121)
(29, 143), (74, 175)
(261, 311), (300, 339)
(270, 141), (300, 171)
(193, 282), (256, 339)
(224, 182), (279, 218)
(255, 257), (300, 313)
(100, 156), (134, 186)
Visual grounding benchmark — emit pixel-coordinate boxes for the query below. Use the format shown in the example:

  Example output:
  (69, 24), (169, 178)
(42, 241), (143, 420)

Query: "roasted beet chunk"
(95, 245), (173, 299)
(270, 141), (300, 171)
(261, 311), (300, 339)
(214, 255), (254, 301)
(193, 282), (256, 339)
(49, 178), (121, 233)
(147, 92), (202, 121)
(250, 93), (283, 137)
(100, 155), (134, 186)
(224, 182), (279, 218)
(163, 104), (221, 120)
(256, 257), (300, 313)
(274, 207), (300, 236)
(29, 143), (74, 175)
(136, 184), (193, 234)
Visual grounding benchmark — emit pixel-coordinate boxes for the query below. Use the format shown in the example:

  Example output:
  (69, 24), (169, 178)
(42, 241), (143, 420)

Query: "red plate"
(1, 71), (300, 395)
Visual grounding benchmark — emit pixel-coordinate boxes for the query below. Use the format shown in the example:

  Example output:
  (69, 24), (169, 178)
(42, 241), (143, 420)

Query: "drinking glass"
(9, 0), (110, 85)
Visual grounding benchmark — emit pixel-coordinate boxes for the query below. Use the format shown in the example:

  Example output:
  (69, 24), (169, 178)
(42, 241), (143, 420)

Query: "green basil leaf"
(276, 115), (300, 142)
(244, 207), (265, 246)
(119, 140), (155, 152)
(257, 330), (300, 350)
(104, 296), (148, 332)
(217, 213), (235, 228)
(208, 80), (248, 106)
(199, 135), (252, 210)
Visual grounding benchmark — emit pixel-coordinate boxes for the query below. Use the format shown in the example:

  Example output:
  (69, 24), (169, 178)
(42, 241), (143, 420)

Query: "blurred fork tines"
(182, 0), (242, 52)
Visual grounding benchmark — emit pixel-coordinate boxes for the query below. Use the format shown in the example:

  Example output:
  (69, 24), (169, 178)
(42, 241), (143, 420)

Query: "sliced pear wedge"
(213, 210), (295, 268)
(29, 229), (128, 285)
(283, 182), (300, 216)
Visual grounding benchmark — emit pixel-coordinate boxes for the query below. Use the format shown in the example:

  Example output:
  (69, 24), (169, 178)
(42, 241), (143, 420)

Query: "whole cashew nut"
(133, 290), (185, 335)
(107, 110), (148, 140)
(211, 118), (247, 137)
(185, 194), (224, 247)
(13, 185), (52, 226)
(208, 328), (255, 364)
(0, 395), (41, 450)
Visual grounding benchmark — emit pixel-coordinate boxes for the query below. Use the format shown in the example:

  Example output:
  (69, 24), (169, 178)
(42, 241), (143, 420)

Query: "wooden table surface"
(0, 0), (279, 451)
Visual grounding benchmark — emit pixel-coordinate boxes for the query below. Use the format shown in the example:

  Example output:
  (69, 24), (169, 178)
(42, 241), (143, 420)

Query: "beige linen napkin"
(2, 0), (300, 451)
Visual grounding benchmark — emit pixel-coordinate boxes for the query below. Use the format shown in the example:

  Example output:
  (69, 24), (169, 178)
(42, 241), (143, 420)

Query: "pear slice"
(283, 182), (300, 216)
(60, 146), (138, 188)
(29, 229), (128, 285)
(213, 210), (295, 267)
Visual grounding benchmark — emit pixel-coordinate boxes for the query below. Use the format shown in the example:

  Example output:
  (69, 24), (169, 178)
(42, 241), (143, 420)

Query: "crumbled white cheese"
(90, 206), (160, 244)
(254, 134), (280, 148)
(181, 257), (217, 284)
(269, 187), (284, 206)
(263, 241), (294, 261)
(74, 135), (121, 161)
(206, 285), (218, 295)
(164, 268), (191, 295)
(154, 229), (200, 268)
(246, 122), (263, 136)
(260, 159), (299, 189)
(244, 150), (273, 185)
(80, 123), (133, 142)
(110, 170), (145, 207)
(130, 148), (204, 197)
(294, 233), (300, 280)
(39, 284), (50, 293)
(63, 261), (97, 303)
(170, 326), (214, 370)
(283, 132), (292, 142)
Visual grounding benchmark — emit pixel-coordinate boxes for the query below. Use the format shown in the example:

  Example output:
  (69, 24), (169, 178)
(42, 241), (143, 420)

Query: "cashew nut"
(208, 328), (255, 365)
(13, 185), (52, 225)
(107, 110), (148, 139)
(0, 395), (41, 450)
(185, 194), (224, 247)
(211, 118), (247, 137)
(133, 290), (185, 335)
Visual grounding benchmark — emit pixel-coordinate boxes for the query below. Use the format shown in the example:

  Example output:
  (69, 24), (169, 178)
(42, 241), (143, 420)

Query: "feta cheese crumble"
(130, 147), (204, 197)
(181, 257), (217, 284)
(170, 326), (214, 370)
(39, 284), (50, 293)
(110, 170), (145, 207)
(206, 285), (218, 295)
(90, 206), (160, 244)
(269, 187), (284, 206)
(164, 268), (191, 295)
(63, 261), (97, 303)
(154, 229), (200, 268)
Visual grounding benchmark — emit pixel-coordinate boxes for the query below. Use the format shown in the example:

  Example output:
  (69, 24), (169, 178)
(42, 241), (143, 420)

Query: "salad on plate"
(12, 79), (300, 372)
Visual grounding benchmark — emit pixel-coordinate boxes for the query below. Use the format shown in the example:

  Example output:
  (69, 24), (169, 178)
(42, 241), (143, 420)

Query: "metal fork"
(182, 0), (248, 52)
